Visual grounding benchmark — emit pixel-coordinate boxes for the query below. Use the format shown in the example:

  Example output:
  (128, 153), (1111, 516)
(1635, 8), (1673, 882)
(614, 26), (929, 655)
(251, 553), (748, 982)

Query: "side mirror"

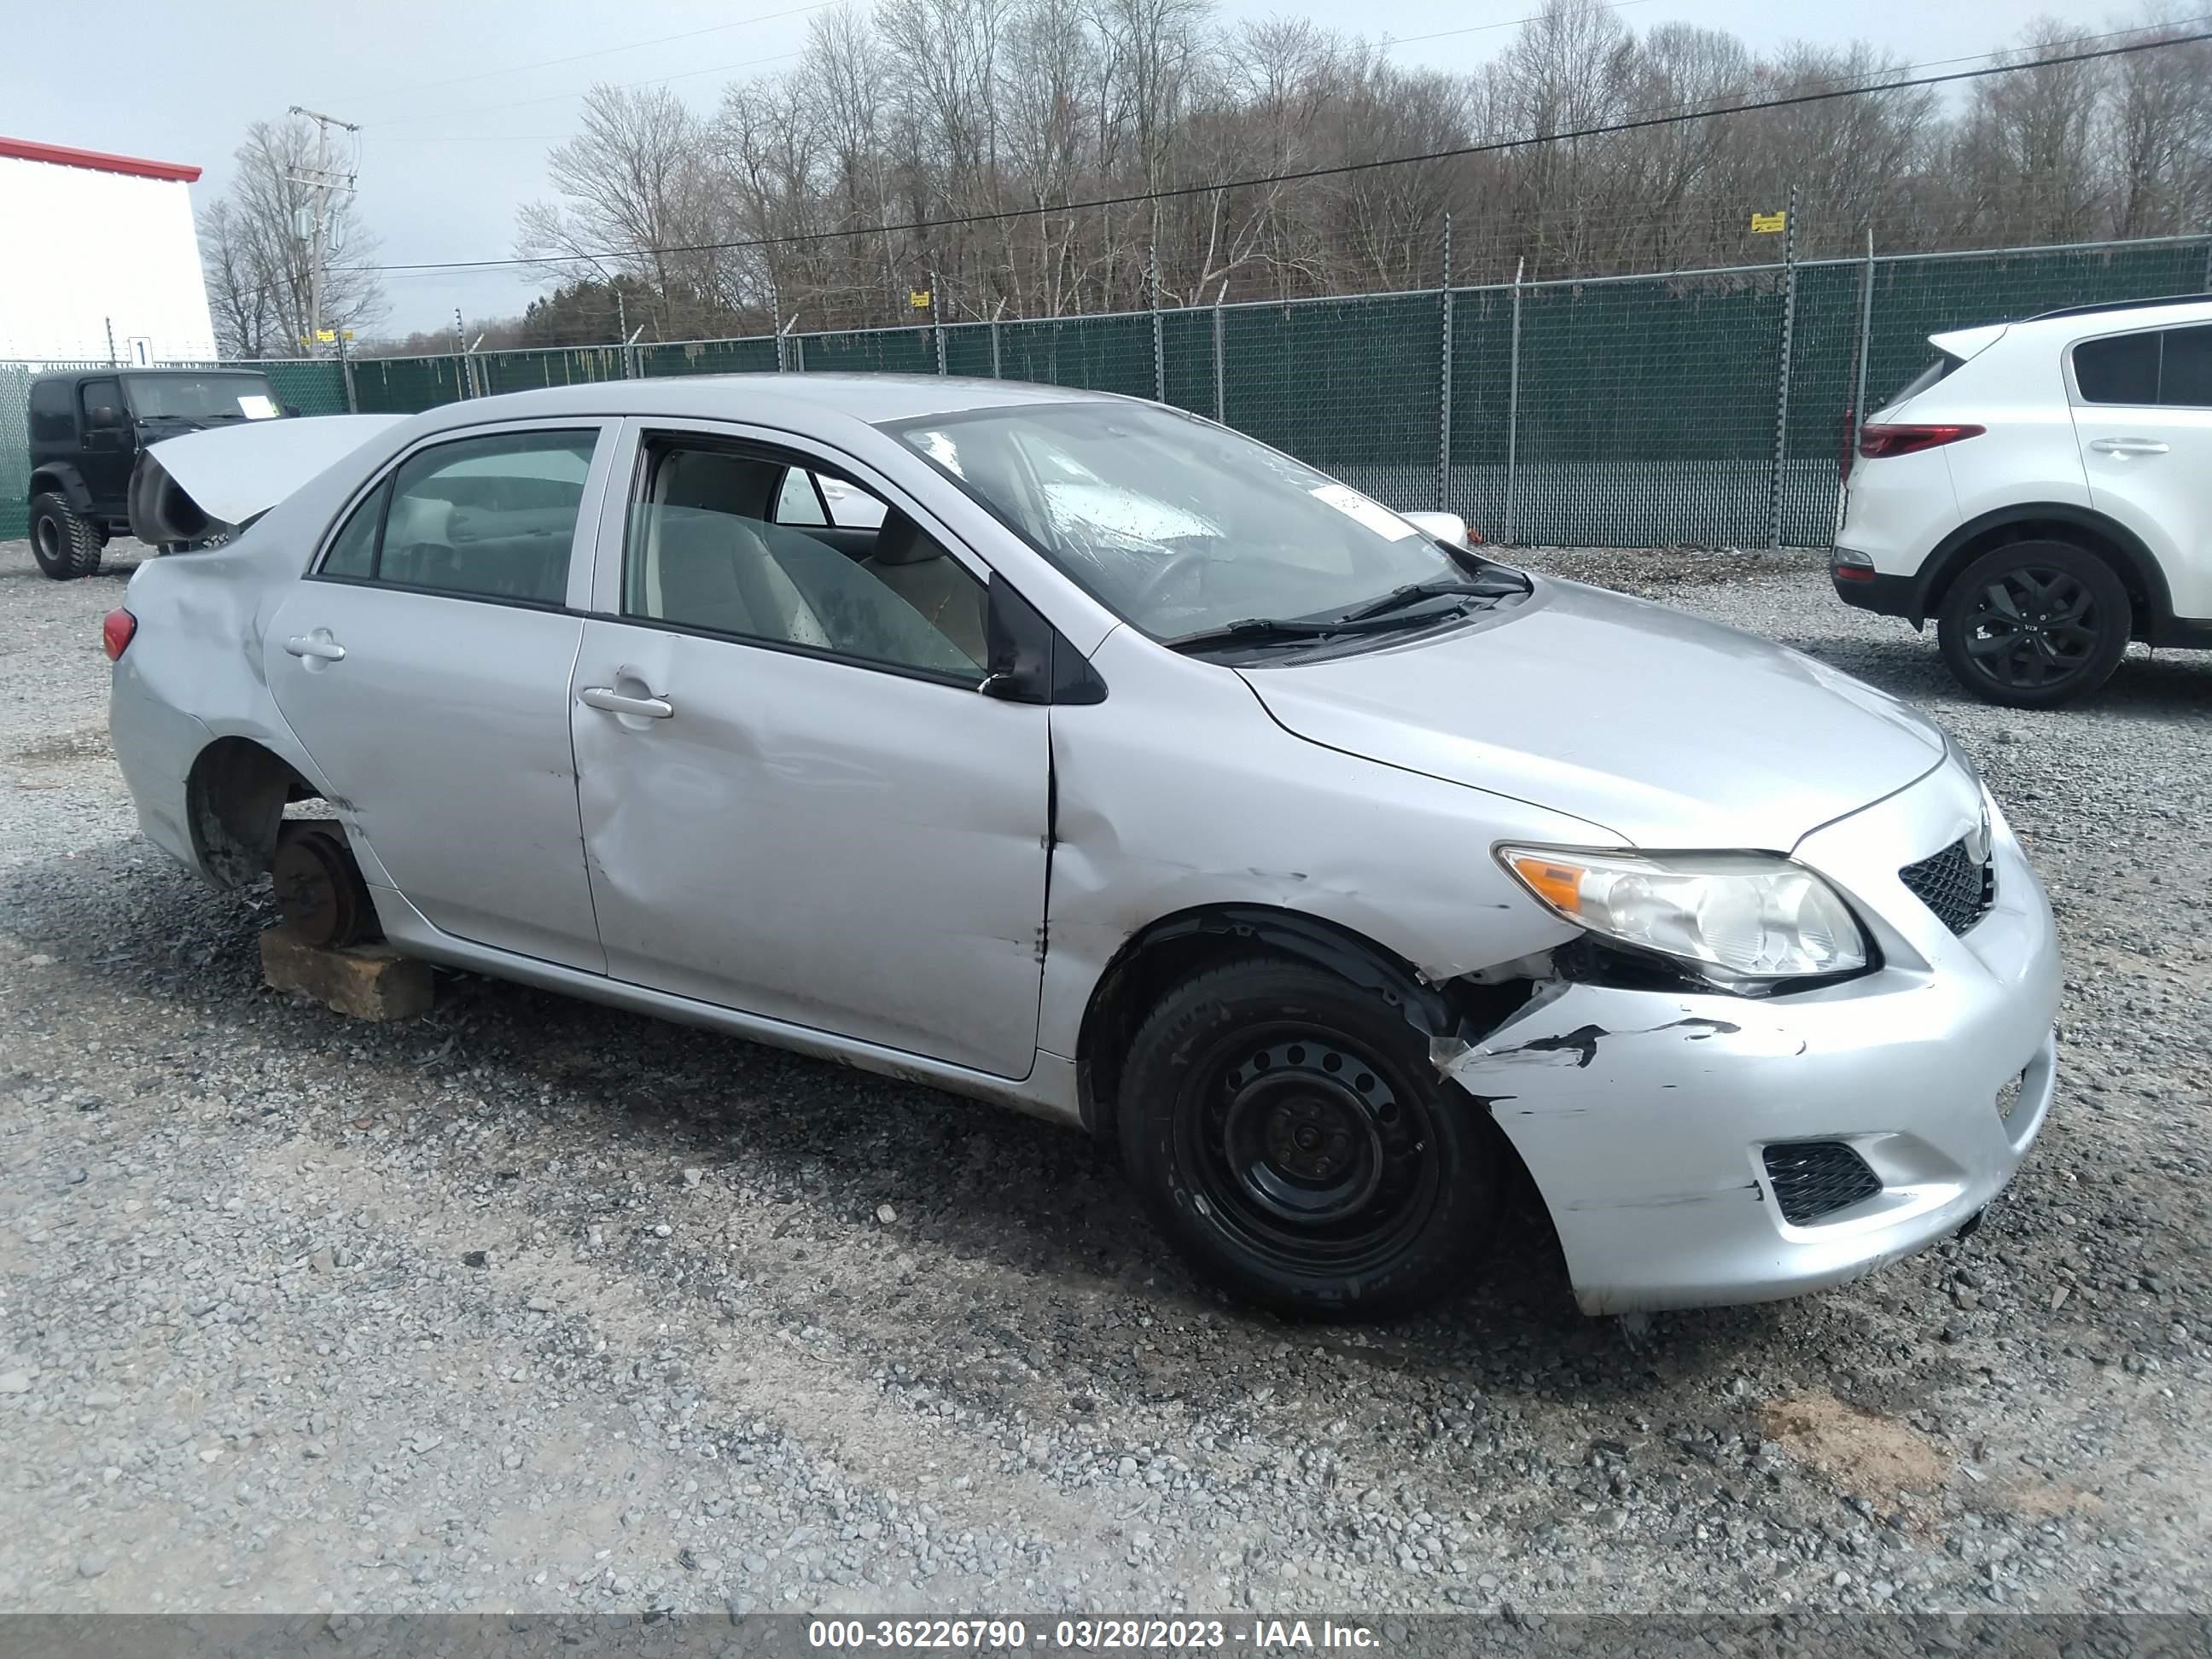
(978, 573), (1106, 706)
(89, 404), (124, 430)
(1401, 509), (1470, 548)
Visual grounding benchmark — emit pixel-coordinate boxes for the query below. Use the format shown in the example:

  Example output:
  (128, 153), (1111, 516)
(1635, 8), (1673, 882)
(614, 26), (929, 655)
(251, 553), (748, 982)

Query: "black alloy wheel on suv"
(1936, 541), (2132, 709)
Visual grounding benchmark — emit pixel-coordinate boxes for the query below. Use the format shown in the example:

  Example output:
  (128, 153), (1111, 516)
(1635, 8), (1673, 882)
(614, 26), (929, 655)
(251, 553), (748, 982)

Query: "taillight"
(1857, 422), (1985, 459)
(102, 608), (137, 661)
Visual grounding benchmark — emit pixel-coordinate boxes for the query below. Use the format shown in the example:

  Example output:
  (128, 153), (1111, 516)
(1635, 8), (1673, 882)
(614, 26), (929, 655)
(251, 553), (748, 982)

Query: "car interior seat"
(859, 510), (989, 665)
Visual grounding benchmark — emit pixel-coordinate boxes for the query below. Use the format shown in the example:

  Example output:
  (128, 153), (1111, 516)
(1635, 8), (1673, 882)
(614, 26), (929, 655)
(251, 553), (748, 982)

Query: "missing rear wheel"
(271, 823), (380, 949)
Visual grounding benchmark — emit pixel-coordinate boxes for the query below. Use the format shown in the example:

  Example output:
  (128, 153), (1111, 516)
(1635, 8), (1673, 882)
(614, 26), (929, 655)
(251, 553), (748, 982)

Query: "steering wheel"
(1127, 548), (1207, 617)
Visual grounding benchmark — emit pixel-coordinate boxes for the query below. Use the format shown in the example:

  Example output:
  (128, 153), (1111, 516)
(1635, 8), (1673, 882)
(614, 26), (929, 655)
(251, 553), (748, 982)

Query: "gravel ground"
(2, 537), (2207, 1617)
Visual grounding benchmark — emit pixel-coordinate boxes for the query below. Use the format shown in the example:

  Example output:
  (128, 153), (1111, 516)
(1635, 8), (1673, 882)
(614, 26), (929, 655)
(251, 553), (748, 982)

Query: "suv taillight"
(1858, 422), (1985, 459)
(102, 608), (137, 661)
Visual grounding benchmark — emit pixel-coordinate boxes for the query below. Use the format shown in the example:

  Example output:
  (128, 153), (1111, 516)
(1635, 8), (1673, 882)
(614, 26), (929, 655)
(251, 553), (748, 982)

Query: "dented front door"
(568, 619), (1051, 1078)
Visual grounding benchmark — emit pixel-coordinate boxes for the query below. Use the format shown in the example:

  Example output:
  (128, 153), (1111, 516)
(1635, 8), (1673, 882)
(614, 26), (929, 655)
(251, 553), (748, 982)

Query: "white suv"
(1833, 294), (2212, 707)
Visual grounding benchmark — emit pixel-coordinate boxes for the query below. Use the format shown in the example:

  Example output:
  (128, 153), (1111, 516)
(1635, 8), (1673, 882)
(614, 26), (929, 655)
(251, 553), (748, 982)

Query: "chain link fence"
(9, 233), (2212, 544)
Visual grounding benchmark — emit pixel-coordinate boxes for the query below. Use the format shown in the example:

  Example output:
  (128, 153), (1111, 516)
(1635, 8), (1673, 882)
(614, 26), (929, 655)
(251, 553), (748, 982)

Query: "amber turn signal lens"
(1507, 853), (1586, 916)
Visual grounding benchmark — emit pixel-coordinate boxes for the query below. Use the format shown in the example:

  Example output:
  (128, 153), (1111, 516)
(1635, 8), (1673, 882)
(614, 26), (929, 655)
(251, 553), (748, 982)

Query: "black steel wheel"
(1118, 956), (1499, 1319)
(271, 824), (380, 948)
(1936, 541), (2129, 709)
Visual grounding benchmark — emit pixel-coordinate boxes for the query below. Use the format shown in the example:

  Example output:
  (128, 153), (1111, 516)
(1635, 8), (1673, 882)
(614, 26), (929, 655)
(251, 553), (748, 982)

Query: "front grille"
(1763, 1142), (1883, 1225)
(1899, 835), (1995, 934)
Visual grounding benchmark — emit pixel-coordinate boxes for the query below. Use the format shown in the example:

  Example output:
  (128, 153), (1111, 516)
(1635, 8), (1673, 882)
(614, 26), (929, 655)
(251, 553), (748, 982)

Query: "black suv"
(25, 368), (289, 579)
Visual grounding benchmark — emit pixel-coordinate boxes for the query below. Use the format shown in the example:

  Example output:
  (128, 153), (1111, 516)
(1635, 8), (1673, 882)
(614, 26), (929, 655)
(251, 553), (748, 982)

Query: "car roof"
(1997, 294), (2212, 344)
(30, 366), (273, 382)
(401, 373), (1130, 430)
(2022, 292), (2212, 323)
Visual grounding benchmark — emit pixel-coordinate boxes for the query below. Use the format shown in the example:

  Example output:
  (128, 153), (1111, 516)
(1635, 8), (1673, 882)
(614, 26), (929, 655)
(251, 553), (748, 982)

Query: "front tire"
(1936, 541), (2129, 708)
(28, 492), (103, 579)
(1117, 957), (1500, 1320)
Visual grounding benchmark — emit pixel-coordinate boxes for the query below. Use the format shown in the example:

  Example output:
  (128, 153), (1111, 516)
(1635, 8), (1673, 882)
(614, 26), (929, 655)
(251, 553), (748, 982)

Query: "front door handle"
(580, 686), (674, 719)
(2088, 437), (2170, 456)
(284, 632), (346, 662)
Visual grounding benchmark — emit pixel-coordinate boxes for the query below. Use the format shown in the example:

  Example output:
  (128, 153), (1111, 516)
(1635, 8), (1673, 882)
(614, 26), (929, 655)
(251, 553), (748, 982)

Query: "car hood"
(1238, 576), (1946, 850)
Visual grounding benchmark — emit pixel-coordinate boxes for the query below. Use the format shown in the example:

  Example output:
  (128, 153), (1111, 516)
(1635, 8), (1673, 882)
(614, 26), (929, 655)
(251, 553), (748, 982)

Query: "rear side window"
(314, 428), (597, 607)
(2074, 333), (2161, 405)
(322, 486), (382, 579)
(773, 467), (829, 526)
(26, 381), (73, 444)
(2157, 325), (2212, 406)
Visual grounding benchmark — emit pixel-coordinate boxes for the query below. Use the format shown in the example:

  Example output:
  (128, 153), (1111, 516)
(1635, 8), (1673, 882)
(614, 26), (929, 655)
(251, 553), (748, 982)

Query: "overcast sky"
(5, 0), (2075, 337)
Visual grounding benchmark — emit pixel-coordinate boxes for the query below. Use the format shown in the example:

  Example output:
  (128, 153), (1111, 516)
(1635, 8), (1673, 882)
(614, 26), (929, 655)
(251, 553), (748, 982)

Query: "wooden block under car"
(259, 925), (434, 1021)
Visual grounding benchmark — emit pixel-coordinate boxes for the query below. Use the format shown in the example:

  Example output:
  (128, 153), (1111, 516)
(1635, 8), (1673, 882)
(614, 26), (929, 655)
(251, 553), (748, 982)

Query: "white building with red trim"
(1, 137), (218, 364)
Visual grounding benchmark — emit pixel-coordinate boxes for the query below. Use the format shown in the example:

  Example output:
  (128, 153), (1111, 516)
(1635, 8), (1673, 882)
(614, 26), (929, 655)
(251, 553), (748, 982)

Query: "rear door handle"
(2088, 437), (2169, 456)
(580, 686), (674, 719)
(284, 632), (346, 662)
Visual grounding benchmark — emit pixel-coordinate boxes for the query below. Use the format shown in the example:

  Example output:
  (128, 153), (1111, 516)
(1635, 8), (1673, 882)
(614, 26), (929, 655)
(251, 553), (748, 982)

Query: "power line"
(338, 27), (2212, 276)
(1388, 0), (1657, 49)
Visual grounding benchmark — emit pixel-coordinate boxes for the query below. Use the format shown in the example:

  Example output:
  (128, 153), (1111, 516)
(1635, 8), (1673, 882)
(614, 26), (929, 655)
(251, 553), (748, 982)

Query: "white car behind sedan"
(1834, 294), (2212, 706)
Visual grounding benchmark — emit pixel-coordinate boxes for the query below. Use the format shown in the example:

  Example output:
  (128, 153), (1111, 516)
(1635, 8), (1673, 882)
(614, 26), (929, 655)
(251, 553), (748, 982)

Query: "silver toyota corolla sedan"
(103, 375), (2060, 1321)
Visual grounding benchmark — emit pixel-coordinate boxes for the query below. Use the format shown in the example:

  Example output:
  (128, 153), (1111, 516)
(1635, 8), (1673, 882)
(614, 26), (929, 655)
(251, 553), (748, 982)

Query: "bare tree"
(496, 3), (2212, 339)
(1956, 21), (2113, 244)
(199, 115), (386, 358)
(515, 83), (748, 338)
(2106, 8), (2212, 237)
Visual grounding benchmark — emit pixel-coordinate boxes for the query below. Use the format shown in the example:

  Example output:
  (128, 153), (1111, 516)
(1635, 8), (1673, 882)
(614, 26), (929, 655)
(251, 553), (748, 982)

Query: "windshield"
(887, 403), (1469, 639)
(124, 374), (283, 422)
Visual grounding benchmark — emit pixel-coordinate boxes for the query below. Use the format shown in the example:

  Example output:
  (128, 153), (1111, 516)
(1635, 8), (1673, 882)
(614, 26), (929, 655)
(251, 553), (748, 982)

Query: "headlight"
(1496, 846), (1870, 981)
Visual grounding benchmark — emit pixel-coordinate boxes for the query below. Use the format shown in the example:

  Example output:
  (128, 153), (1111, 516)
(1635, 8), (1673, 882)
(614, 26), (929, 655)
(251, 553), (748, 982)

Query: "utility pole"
(286, 105), (359, 358)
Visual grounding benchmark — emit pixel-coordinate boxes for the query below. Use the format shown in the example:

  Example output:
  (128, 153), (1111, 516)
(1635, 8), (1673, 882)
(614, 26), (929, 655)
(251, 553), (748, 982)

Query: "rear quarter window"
(1886, 356), (1959, 406)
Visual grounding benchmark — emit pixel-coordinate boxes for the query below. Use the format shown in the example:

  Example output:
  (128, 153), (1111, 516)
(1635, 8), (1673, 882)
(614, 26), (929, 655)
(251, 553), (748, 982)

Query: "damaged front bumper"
(1447, 769), (2061, 1316)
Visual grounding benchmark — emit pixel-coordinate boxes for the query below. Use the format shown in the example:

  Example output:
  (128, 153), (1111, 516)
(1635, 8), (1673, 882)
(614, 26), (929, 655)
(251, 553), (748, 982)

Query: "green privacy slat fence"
(639, 338), (778, 377)
(10, 234), (2212, 547)
(256, 360), (349, 417)
(350, 354), (469, 415)
(1, 359), (102, 537)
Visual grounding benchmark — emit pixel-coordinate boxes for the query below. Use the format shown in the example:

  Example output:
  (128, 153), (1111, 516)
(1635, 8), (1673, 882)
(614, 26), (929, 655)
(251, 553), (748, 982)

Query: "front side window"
(888, 403), (1479, 641)
(624, 439), (984, 678)
(315, 428), (597, 607)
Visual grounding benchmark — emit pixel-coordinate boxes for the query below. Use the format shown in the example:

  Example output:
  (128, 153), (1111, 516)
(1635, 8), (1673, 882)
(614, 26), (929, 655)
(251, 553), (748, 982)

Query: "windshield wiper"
(1333, 575), (1525, 623)
(1166, 610), (1462, 655)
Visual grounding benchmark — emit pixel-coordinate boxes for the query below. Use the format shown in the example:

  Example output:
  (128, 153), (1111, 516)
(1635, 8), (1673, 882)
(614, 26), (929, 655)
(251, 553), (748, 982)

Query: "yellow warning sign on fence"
(909, 288), (932, 310)
(1749, 211), (1787, 234)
